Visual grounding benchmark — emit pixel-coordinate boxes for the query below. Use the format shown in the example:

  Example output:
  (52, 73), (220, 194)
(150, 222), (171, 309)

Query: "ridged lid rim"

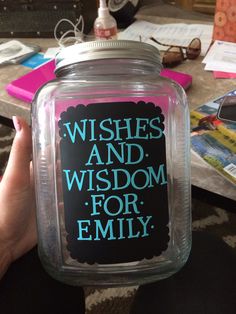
(55, 40), (162, 73)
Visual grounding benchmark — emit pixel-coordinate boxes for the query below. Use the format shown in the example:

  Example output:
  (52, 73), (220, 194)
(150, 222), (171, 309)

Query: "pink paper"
(213, 71), (236, 79)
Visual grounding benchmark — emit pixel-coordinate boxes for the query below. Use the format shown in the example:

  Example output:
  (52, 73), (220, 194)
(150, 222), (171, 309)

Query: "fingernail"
(12, 116), (22, 132)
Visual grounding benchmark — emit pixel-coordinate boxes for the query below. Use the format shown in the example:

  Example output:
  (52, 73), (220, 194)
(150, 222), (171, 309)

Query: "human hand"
(0, 117), (37, 278)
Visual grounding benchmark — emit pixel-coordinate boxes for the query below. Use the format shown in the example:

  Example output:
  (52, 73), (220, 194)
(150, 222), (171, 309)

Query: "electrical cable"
(54, 15), (85, 47)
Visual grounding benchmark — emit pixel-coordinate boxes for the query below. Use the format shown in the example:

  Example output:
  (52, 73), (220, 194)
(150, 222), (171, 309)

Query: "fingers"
(2, 117), (32, 187)
(0, 117), (36, 264)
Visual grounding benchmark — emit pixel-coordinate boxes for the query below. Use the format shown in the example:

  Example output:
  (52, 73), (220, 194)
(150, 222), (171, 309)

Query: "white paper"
(0, 40), (33, 63)
(118, 20), (213, 56)
(44, 47), (61, 59)
(203, 40), (236, 73)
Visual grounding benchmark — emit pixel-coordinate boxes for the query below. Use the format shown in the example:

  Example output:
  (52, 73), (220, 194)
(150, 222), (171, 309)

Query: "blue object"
(21, 53), (51, 68)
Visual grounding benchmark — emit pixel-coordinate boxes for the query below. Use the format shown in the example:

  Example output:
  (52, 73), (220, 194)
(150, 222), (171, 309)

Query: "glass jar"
(32, 40), (191, 287)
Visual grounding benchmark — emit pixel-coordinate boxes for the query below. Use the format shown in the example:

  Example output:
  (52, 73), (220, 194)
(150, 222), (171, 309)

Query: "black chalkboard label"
(58, 101), (169, 264)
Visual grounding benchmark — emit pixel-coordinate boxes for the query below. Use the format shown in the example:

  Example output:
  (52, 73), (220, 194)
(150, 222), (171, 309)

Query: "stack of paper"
(0, 40), (34, 64)
(118, 20), (213, 56)
(203, 40), (236, 78)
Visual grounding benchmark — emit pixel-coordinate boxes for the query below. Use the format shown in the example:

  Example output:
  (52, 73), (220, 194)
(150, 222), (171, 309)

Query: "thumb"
(2, 116), (32, 188)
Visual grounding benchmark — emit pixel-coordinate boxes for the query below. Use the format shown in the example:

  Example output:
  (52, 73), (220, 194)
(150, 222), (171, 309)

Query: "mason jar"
(32, 40), (191, 287)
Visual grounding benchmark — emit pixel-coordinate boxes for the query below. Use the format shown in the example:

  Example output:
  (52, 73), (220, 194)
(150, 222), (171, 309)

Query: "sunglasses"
(149, 37), (201, 67)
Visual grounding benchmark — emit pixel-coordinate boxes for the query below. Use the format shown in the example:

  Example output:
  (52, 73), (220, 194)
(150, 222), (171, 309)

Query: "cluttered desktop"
(0, 1), (236, 314)
(0, 1), (235, 200)
(0, 1), (235, 197)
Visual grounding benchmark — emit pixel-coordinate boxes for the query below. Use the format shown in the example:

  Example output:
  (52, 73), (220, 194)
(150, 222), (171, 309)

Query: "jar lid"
(55, 40), (162, 73)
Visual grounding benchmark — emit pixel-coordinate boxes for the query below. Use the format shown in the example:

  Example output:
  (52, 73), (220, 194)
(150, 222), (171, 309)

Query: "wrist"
(0, 247), (11, 280)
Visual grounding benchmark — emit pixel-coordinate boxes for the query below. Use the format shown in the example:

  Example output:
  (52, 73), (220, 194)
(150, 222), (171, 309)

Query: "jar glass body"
(32, 58), (191, 287)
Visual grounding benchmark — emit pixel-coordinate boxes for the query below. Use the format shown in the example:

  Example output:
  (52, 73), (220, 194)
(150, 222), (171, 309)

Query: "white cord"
(54, 15), (85, 47)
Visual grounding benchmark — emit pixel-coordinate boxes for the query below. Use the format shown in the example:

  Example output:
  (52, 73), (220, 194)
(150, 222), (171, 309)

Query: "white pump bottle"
(94, 0), (117, 40)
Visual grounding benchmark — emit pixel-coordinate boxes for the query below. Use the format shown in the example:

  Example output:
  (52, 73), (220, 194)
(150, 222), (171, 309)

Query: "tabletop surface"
(0, 4), (235, 201)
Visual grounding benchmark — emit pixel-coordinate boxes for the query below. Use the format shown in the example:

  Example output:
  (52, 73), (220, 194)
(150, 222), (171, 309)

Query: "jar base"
(39, 250), (190, 287)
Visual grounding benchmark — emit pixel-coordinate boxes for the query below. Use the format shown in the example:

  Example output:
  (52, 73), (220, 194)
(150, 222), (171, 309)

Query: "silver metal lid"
(55, 40), (162, 73)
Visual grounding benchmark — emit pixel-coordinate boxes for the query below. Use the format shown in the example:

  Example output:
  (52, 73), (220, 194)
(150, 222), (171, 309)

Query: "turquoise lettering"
(104, 195), (123, 216)
(89, 119), (96, 141)
(148, 165), (167, 186)
(106, 142), (125, 165)
(63, 120), (87, 143)
(63, 169), (86, 191)
(113, 118), (132, 141)
(77, 220), (92, 240)
(127, 218), (140, 239)
(126, 143), (144, 165)
(112, 168), (130, 190)
(123, 193), (140, 214)
(94, 219), (116, 240)
(91, 194), (105, 216)
(134, 118), (149, 139)
(96, 169), (112, 191)
(86, 144), (104, 166)
(117, 218), (125, 240)
(150, 117), (164, 139)
(131, 169), (149, 190)
(87, 169), (95, 191)
(99, 118), (114, 141)
(137, 216), (152, 237)
(76, 216), (154, 241)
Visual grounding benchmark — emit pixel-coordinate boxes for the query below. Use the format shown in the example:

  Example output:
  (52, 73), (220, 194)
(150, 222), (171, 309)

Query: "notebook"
(6, 59), (56, 103)
(160, 69), (192, 90)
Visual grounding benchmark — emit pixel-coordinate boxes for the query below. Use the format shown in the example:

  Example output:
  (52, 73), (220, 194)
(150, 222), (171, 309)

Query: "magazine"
(190, 89), (236, 185)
